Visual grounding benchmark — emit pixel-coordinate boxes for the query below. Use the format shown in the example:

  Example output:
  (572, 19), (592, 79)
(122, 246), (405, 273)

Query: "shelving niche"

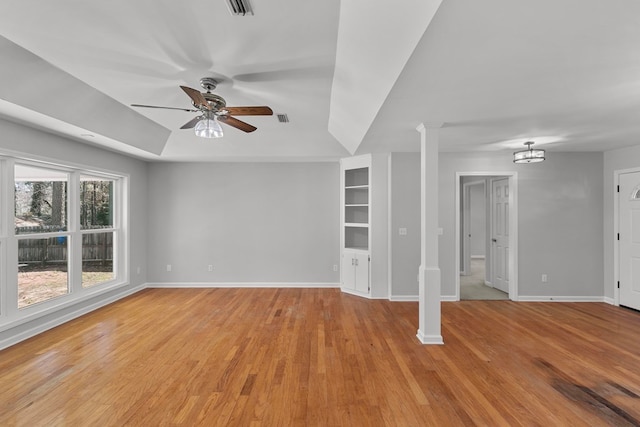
(341, 158), (371, 295)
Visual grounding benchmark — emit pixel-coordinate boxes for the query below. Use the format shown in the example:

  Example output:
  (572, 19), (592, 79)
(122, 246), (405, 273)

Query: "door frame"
(613, 166), (640, 306)
(455, 172), (519, 301)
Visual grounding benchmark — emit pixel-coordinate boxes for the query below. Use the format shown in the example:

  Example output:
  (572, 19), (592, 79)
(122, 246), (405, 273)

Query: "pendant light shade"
(513, 141), (545, 164)
(194, 117), (223, 138)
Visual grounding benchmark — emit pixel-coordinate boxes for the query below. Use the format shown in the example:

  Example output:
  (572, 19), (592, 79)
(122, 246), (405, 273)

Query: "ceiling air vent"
(277, 113), (289, 123)
(226, 0), (253, 16)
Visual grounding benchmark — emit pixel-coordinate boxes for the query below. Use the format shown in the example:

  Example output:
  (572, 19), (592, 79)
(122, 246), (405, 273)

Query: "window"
(15, 165), (70, 308)
(80, 175), (116, 288)
(4, 160), (126, 314)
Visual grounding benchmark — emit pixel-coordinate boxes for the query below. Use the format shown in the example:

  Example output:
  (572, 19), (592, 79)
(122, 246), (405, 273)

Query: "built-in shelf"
(344, 245), (369, 251)
(343, 164), (370, 255)
(341, 159), (372, 296)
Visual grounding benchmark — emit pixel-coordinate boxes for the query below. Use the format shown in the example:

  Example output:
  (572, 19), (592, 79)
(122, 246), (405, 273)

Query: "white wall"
(0, 118), (148, 347)
(603, 145), (640, 301)
(389, 151), (604, 299)
(146, 162), (340, 285)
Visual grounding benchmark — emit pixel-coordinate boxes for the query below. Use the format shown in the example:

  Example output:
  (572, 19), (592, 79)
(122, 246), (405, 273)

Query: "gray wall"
(603, 144), (640, 300)
(390, 153), (421, 298)
(370, 154), (390, 298)
(469, 183), (486, 257)
(146, 162), (340, 284)
(0, 118), (148, 347)
(389, 150), (604, 299)
(440, 151), (604, 298)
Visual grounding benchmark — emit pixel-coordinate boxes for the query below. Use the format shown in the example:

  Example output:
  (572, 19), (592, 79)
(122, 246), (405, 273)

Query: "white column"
(416, 122), (444, 345)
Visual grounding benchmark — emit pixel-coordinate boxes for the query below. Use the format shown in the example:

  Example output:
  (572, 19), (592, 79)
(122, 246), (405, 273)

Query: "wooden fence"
(17, 227), (113, 265)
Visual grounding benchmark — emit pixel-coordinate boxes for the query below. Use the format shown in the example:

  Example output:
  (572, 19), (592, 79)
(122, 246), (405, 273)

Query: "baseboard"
(388, 295), (458, 302)
(604, 297), (616, 305)
(389, 295), (418, 302)
(0, 283), (146, 351)
(517, 296), (607, 302)
(147, 282), (340, 289)
(416, 330), (444, 345)
(471, 255), (485, 259)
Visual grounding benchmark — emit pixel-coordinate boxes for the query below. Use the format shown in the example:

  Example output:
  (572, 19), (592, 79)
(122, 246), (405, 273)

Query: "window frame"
(0, 156), (128, 329)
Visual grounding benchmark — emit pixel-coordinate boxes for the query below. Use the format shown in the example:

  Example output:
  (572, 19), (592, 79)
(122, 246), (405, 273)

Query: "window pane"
(18, 237), (69, 308)
(15, 165), (68, 235)
(82, 232), (115, 288)
(80, 176), (114, 230)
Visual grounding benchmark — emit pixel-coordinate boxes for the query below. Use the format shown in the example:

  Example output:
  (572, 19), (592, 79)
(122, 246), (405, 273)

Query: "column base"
(416, 330), (444, 345)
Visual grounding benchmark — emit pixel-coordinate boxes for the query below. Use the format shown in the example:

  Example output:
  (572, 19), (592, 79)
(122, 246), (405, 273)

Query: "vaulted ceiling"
(1, 0), (639, 161)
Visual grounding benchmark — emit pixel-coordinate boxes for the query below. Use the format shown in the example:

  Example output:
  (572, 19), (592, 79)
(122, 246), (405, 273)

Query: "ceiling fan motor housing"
(198, 78), (227, 111)
(202, 93), (226, 111)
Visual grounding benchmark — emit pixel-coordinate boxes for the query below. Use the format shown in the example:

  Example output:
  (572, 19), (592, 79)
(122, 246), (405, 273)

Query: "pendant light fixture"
(513, 141), (545, 164)
(194, 117), (224, 139)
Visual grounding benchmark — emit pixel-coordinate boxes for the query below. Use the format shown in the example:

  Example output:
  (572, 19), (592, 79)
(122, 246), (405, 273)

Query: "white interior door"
(619, 172), (640, 311)
(491, 178), (509, 293)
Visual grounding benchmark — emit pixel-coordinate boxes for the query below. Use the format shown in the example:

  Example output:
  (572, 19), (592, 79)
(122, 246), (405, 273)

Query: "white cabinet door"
(342, 250), (370, 294)
(342, 252), (356, 290)
(354, 252), (370, 294)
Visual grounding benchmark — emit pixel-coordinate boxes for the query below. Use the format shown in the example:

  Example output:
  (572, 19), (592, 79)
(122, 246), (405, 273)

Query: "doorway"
(456, 173), (518, 301)
(617, 170), (640, 311)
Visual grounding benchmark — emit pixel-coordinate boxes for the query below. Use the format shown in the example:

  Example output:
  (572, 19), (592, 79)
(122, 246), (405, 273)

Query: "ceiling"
(1, 0), (640, 162)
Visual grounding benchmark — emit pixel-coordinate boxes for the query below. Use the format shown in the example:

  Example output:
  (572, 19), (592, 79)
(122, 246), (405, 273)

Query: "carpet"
(460, 258), (509, 300)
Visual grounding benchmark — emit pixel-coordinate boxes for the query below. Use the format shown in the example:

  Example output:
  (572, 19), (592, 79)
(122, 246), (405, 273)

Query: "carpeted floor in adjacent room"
(460, 258), (509, 300)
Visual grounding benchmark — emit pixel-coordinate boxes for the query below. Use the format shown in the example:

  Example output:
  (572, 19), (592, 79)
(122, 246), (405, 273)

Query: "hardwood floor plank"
(2, 289), (640, 426)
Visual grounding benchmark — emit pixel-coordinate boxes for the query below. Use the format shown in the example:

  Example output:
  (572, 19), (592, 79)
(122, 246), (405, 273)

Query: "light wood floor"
(1, 289), (640, 426)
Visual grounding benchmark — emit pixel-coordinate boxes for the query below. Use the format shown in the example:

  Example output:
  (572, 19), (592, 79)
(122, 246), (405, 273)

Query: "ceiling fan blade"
(180, 116), (202, 129)
(180, 85), (211, 110)
(131, 104), (198, 112)
(224, 106), (273, 116)
(217, 115), (257, 133)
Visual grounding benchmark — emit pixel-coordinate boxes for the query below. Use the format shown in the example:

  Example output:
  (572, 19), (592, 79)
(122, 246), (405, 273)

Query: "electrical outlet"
(208, 264), (214, 272)
(333, 264), (338, 272)
(542, 274), (548, 283)
(399, 228), (407, 236)
(166, 264), (172, 272)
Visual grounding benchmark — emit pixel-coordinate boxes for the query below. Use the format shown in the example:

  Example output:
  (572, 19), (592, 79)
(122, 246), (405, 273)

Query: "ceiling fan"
(131, 77), (273, 138)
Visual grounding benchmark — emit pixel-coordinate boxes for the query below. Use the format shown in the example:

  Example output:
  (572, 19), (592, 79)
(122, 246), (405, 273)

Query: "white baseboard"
(416, 330), (444, 345)
(517, 296), (607, 302)
(388, 295), (458, 302)
(147, 282), (340, 289)
(0, 284), (146, 351)
(389, 295), (417, 302)
(394, 295), (609, 303)
(604, 297), (616, 305)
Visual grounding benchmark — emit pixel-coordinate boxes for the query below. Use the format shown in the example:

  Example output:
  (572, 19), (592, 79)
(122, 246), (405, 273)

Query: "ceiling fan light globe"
(194, 118), (224, 138)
